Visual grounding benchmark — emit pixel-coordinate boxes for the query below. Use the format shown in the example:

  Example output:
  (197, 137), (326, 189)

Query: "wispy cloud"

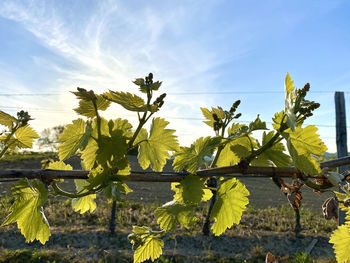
(0, 0), (252, 146)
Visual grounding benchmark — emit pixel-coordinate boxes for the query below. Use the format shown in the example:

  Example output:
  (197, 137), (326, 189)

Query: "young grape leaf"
(58, 119), (92, 161)
(217, 135), (255, 167)
(254, 131), (291, 167)
(46, 161), (73, 170)
(74, 94), (110, 118)
(216, 123), (249, 167)
(210, 178), (249, 236)
(104, 181), (133, 202)
(329, 223), (350, 263)
(13, 125), (39, 149)
(285, 125), (327, 175)
(200, 107), (226, 127)
(285, 73), (297, 131)
(81, 138), (99, 170)
(171, 175), (206, 204)
(129, 226), (164, 263)
(173, 136), (221, 173)
(103, 91), (149, 112)
(2, 179), (50, 244)
(0, 110), (17, 129)
(272, 111), (285, 131)
(72, 179), (96, 214)
(134, 236), (163, 263)
(111, 118), (133, 138)
(155, 201), (196, 231)
(71, 87), (96, 101)
(135, 118), (179, 172)
(95, 131), (128, 168)
(249, 115), (267, 131)
(150, 81), (162, 91)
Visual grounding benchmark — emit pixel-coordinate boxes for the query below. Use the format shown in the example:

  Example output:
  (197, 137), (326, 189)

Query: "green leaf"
(285, 73), (296, 131)
(210, 178), (249, 236)
(71, 87), (96, 101)
(217, 135), (254, 167)
(80, 117), (129, 170)
(58, 119), (92, 161)
(0, 110), (17, 129)
(135, 118), (179, 172)
(129, 226), (164, 263)
(81, 138), (99, 170)
(72, 179), (96, 214)
(155, 201), (196, 231)
(134, 235), (164, 263)
(216, 124), (250, 167)
(150, 81), (162, 91)
(2, 179), (50, 244)
(329, 223), (350, 263)
(133, 78), (145, 86)
(255, 131), (291, 167)
(200, 107), (225, 127)
(47, 161), (72, 170)
(272, 111), (284, 131)
(74, 94), (110, 118)
(104, 91), (148, 112)
(285, 72), (295, 93)
(171, 175), (206, 204)
(111, 118), (133, 138)
(104, 181), (133, 202)
(285, 125), (327, 175)
(173, 136), (221, 173)
(14, 125), (39, 149)
(249, 115), (267, 131)
(96, 131), (128, 169)
(202, 188), (213, 201)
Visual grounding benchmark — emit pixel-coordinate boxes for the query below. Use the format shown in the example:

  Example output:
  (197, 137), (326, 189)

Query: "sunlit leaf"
(13, 125), (39, 149)
(285, 73), (296, 131)
(249, 115), (267, 131)
(135, 118), (179, 172)
(285, 125), (327, 175)
(210, 178), (249, 236)
(2, 179), (50, 244)
(74, 94), (110, 118)
(155, 201), (196, 231)
(58, 119), (92, 161)
(200, 107), (226, 127)
(329, 223), (350, 263)
(171, 175), (205, 205)
(0, 110), (17, 129)
(255, 131), (291, 167)
(104, 91), (149, 112)
(129, 226), (164, 263)
(173, 136), (221, 173)
(72, 179), (96, 214)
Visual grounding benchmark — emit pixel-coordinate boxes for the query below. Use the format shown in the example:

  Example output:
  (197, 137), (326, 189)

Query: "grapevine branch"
(0, 155), (348, 185)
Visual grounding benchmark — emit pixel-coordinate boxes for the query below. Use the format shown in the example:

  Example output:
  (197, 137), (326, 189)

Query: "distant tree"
(37, 125), (64, 151)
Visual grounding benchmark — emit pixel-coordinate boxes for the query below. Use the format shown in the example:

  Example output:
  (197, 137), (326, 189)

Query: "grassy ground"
(0, 193), (338, 263)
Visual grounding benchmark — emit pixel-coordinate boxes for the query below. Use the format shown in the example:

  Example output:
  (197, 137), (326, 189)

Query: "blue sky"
(0, 0), (349, 152)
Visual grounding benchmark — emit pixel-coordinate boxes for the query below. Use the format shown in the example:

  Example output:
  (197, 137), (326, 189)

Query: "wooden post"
(335, 91), (349, 225)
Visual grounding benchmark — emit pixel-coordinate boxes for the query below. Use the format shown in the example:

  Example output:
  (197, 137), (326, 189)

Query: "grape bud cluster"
(212, 100), (242, 133)
(17, 110), (32, 127)
(145, 73), (153, 85)
(295, 83), (320, 121)
(153, 93), (166, 108)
